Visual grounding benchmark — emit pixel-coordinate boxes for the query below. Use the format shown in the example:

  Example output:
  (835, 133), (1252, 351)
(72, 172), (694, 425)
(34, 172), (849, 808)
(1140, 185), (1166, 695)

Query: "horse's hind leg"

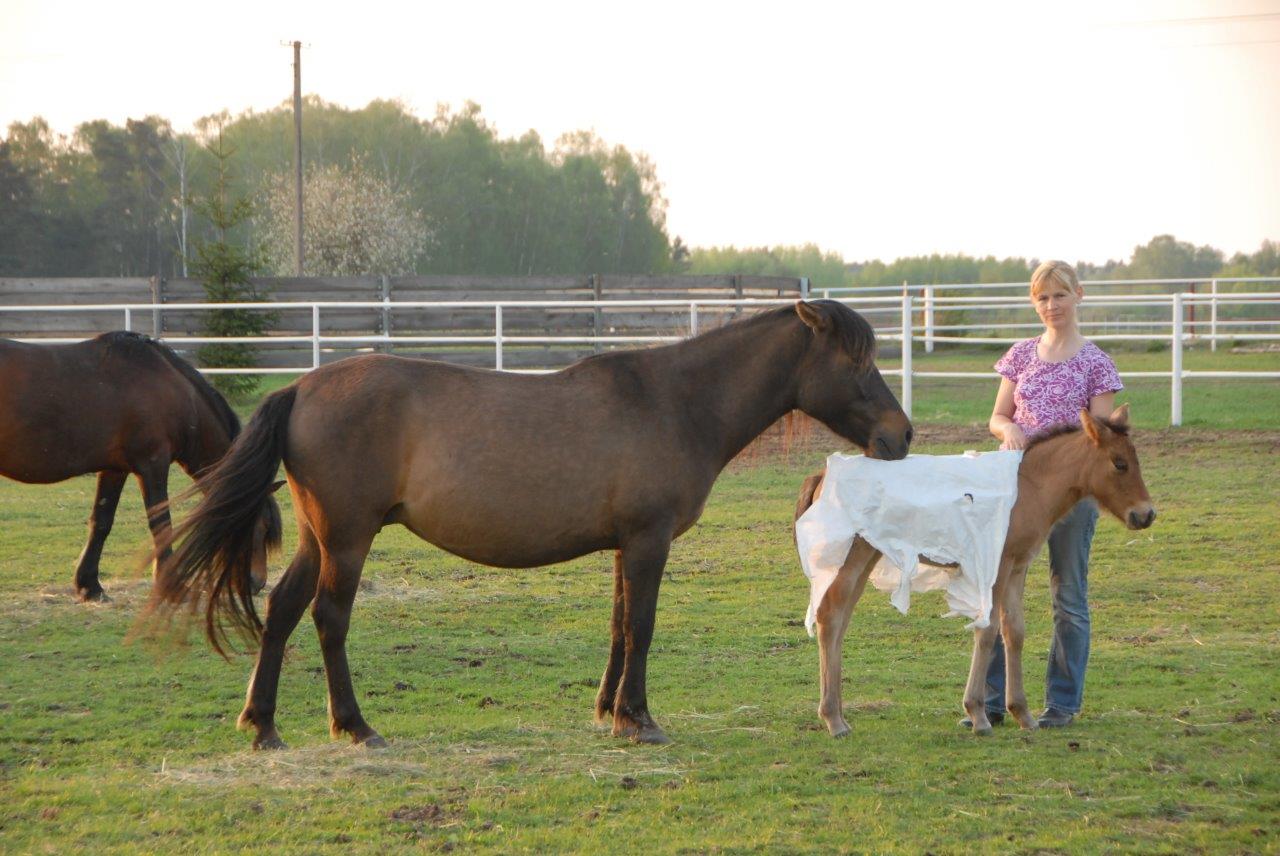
(963, 571), (1010, 736)
(1000, 565), (1036, 730)
(611, 533), (672, 744)
(594, 550), (626, 727)
(312, 532), (385, 747)
(238, 530), (321, 750)
(816, 538), (880, 737)
(72, 470), (127, 601)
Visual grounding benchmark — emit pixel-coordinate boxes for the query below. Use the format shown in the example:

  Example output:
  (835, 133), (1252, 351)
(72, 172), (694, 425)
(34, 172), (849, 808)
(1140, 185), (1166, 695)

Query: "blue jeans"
(983, 499), (1098, 715)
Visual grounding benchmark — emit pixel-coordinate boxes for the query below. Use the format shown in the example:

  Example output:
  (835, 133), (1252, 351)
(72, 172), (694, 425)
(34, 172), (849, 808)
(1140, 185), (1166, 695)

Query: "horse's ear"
(1079, 409), (1104, 446)
(1110, 402), (1130, 427)
(795, 301), (829, 333)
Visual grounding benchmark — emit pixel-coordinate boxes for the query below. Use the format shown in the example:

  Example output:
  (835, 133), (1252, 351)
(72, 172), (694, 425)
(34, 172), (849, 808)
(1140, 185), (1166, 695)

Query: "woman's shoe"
(958, 711), (1005, 729)
(1037, 708), (1075, 728)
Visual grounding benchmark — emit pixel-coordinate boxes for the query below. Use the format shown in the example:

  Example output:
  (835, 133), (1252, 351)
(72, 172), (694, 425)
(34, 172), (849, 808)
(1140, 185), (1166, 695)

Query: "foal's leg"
(594, 550), (626, 727)
(238, 530), (321, 750)
(1000, 564), (1036, 730)
(610, 533), (672, 744)
(312, 531), (385, 747)
(963, 570), (1010, 736)
(135, 458), (173, 580)
(816, 539), (880, 737)
(72, 470), (127, 601)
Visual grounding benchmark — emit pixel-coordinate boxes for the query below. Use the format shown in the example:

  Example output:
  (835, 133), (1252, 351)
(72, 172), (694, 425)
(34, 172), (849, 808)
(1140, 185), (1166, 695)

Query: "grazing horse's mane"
(101, 332), (242, 441)
(679, 300), (877, 372)
(1025, 417), (1130, 452)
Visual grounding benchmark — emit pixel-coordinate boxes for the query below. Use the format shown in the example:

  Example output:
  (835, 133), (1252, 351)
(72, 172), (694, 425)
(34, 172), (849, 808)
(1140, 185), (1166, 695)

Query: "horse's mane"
(101, 332), (242, 441)
(738, 300), (876, 371)
(1025, 417), (1130, 452)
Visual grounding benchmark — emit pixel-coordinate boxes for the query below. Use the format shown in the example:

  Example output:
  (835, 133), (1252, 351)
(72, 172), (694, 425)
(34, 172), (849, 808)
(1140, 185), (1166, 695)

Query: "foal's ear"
(1079, 409), (1104, 446)
(1110, 402), (1130, 427)
(795, 301), (829, 333)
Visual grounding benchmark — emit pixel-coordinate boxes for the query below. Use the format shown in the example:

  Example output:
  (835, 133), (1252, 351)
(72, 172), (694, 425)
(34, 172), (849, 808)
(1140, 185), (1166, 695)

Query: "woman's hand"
(1001, 424), (1028, 450)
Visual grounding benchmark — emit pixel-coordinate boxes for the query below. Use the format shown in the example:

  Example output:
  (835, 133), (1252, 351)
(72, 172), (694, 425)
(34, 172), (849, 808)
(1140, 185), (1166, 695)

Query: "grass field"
(1, 350), (1278, 854)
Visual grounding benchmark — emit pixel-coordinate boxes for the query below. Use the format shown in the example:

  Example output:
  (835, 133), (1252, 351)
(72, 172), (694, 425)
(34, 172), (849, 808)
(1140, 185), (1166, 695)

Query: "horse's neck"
(178, 404), (236, 479)
(660, 313), (806, 467)
(1015, 433), (1090, 534)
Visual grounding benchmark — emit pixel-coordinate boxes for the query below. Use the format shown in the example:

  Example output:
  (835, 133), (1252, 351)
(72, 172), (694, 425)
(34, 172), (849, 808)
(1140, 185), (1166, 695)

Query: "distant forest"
(1, 98), (1277, 287)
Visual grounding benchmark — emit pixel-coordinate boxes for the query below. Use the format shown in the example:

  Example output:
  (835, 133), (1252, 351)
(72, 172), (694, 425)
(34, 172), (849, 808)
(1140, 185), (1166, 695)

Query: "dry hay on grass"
(156, 733), (687, 793)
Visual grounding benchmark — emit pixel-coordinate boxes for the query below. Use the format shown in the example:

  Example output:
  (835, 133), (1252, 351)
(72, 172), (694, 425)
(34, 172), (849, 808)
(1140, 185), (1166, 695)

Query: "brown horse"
(147, 300), (912, 749)
(0, 332), (281, 601)
(796, 405), (1155, 737)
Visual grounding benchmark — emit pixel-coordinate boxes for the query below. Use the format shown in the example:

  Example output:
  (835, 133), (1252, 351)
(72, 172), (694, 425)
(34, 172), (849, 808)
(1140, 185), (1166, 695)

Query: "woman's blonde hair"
(1030, 260), (1081, 296)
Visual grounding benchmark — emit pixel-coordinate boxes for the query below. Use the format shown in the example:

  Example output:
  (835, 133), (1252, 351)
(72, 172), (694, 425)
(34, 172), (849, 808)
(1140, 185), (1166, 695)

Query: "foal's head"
(1077, 404), (1156, 530)
(792, 300), (913, 460)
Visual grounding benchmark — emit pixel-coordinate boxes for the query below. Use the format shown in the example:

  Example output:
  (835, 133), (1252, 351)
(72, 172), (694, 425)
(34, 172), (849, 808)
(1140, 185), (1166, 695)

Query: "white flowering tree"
(258, 160), (429, 275)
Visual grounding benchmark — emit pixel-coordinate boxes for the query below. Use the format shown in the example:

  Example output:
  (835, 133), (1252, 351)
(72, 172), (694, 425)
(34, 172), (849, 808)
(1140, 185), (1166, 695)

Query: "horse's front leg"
(816, 538), (880, 737)
(610, 532), (672, 744)
(963, 568), (1009, 736)
(135, 457), (173, 580)
(1001, 563), (1036, 730)
(72, 470), (127, 601)
(594, 550), (626, 727)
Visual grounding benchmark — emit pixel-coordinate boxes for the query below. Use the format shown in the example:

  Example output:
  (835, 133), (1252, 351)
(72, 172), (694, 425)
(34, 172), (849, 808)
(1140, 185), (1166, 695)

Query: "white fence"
(3, 278), (1278, 426)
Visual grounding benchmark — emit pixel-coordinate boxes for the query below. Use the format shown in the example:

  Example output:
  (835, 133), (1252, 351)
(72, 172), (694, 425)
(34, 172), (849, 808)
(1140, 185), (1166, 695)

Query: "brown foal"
(796, 405), (1155, 737)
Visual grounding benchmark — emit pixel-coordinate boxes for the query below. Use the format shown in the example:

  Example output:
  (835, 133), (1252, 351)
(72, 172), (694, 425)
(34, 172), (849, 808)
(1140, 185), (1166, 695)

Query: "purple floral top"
(994, 337), (1123, 442)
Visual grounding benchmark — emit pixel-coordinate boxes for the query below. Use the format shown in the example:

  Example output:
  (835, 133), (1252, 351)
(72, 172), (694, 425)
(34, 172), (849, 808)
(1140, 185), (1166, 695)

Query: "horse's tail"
(147, 385), (296, 658)
(793, 470), (825, 554)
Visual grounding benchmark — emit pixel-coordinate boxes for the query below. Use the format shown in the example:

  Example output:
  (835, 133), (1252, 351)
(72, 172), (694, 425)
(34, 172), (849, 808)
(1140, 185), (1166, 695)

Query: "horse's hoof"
(358, 733), (388, 749)
(77, 588), (109, 603)
(253, 734), (288, 751)
(828, 721), (851, 739)
(973, 725), (993, 737)
(631, 725), (671, 745)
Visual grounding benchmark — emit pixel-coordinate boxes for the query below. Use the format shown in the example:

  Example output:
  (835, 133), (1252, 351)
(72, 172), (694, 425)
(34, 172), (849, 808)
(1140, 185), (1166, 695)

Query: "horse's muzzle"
(871, 426), (912, 461)
(1127, 507), (1157, 530)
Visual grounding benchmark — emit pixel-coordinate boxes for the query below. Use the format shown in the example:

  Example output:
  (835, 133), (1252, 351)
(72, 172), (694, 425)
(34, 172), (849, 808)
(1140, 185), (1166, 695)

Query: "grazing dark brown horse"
(0, 332), (281, 600)
(148, 300), (912, 749)
(795, 406), (1155, 738)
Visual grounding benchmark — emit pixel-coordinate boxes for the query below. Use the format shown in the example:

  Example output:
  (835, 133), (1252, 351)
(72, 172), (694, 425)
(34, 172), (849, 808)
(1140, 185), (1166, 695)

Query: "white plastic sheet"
(794, 450), (1023, 635)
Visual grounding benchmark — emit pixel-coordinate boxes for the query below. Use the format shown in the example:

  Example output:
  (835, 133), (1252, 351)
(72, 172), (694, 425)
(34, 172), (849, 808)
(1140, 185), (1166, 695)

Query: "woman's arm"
(989, 377), (1027, 449)
(1088, 391), (1116, 420)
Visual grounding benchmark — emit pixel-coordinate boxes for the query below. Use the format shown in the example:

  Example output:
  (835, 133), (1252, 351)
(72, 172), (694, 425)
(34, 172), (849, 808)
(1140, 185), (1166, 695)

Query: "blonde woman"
(969, 260), (1124, 729)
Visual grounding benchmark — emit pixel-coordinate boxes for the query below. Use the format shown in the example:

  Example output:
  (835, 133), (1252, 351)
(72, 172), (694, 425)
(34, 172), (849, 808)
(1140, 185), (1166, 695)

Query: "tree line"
(1, 98), (1276, 285)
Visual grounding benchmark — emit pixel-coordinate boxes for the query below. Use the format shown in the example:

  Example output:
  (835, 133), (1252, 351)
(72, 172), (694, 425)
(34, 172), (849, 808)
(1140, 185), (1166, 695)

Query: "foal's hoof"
(826, 720), (852, 739)
(972, 725), (993, 737)
(252, 733), (288, 751)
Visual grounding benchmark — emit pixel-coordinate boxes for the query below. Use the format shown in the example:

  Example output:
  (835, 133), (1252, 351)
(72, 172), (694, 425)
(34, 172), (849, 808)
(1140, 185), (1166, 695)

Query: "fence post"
(799, 276), (810, 298)
(592, 273), (602, 353)
(689, 302), (699, 337)
(901, 294), (913, 419)
(311, 304), (321, 370)
(1171, 292), (1183, 426)
(1210, 278), (1218, 352)
(924, 285), (935, 354)
(149, 275), (162, 336)
(495, 304), (504, 371)
(123, 306), (132, 333)
(379, 274), (392, 353)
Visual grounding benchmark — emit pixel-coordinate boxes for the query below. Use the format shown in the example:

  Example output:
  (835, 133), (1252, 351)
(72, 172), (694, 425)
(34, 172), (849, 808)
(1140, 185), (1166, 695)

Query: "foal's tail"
(147, 386), (296, 658)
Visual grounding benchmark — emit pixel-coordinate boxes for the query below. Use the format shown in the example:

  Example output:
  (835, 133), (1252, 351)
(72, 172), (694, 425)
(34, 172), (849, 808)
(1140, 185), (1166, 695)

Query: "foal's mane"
(1024, 417), (1130, 452)
(102, 331), (242, 440)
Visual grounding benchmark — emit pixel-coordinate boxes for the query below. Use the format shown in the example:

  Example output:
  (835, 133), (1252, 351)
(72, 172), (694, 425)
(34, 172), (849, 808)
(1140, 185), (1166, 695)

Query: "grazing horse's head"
(792, 300), (912, 460)
(249, 495), (284, 594)
(1078, 404), (1156, 530)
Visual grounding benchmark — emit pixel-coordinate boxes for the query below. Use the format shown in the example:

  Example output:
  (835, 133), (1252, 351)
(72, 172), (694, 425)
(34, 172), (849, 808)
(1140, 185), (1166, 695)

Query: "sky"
(2, 0), (1278, 264)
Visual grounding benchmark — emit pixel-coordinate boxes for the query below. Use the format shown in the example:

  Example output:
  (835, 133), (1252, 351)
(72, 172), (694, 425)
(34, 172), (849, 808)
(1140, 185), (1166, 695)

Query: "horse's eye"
(1113, 458), (1129, 472)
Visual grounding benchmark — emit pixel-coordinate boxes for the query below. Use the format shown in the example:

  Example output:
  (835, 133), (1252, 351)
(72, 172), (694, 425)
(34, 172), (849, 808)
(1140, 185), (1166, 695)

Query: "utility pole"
(291, 40), (304, 275)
